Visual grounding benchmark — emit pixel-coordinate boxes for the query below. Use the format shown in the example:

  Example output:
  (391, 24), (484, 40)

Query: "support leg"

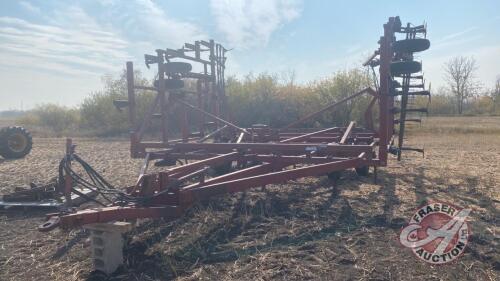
(84, 222), (132, 275)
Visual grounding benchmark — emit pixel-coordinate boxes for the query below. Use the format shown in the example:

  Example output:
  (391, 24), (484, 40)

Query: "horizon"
(1, 0), (499, 111)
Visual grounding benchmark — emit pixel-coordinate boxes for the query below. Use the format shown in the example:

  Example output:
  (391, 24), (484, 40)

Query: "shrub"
(79, 70), (153, 136)
(18, 104), (79, 136)
(226, 68), (373, 128)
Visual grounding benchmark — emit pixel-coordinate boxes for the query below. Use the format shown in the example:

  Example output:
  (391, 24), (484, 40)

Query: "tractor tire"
(390, 61), (421, 76)
(392, 38), (430, 53)
(0, 126), (33, 159)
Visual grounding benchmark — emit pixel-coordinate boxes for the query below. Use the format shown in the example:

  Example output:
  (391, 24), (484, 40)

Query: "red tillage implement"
(39, 16), (431, 231)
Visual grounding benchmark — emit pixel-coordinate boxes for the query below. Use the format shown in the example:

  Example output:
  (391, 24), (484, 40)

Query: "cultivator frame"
(39, 16), (431, 231)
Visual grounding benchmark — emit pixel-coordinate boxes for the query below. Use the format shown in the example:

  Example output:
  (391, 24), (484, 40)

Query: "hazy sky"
(1, 0), (499, 110)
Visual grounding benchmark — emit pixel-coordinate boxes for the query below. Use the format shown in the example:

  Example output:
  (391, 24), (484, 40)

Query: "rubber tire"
(214, 162), (232, 176)
(0, 126), (33, 159)
(154, 79), (185, 90)
(327, 171), (342, 181)
(154, 158), (177, 167)
(164, 62), (192, 74)
(392, 38), (430, 53)
(355, 166), (370, 176)
(390, 61), (421, 76)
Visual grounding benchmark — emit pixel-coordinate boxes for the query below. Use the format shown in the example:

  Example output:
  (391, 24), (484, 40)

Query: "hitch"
(38, 215), (61, 232)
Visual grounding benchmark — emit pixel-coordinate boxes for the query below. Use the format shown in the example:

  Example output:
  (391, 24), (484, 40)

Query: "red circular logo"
(399, 202), (471, 264)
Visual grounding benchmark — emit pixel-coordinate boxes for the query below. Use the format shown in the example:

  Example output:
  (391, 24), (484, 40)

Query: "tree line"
(17, 56), (500, 136)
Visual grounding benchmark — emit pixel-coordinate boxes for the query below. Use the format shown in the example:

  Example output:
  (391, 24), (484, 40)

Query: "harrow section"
(39, 16), (430, 231)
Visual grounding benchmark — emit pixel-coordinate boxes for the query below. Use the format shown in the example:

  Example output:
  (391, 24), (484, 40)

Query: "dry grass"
(0, 118), (15, 128)
(407, 116), (500, 135)
(0, 117), (499, 281)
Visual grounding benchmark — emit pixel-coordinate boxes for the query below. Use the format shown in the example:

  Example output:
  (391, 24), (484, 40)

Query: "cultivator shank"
(39, 16), (431, 231)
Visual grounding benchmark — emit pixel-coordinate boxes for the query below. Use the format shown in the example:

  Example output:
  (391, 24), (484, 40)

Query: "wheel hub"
(7, 133), (28, 153)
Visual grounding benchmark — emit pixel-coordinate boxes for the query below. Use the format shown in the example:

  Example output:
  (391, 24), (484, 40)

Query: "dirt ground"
(0, 117), (499, 281)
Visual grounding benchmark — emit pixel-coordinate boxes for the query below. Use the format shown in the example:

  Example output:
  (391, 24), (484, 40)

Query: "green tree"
(310, 69), (373, 126)
(80, 70), (153, 136)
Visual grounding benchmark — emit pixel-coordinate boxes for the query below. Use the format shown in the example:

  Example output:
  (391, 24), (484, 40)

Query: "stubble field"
(0, 116), (499, 280)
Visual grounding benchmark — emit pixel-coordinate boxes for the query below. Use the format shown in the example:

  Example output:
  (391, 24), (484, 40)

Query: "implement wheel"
(390, 61), (421, 76)
(0, 126), (33, 159)
(355, 166), (370, 176)
(214, 162), (232, 176)
(392, 38), (430, 53)
(327, 171), (342, 181)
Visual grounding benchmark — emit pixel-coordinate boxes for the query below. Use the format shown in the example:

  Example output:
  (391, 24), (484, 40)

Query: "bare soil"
(0, 117), (499, 281)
